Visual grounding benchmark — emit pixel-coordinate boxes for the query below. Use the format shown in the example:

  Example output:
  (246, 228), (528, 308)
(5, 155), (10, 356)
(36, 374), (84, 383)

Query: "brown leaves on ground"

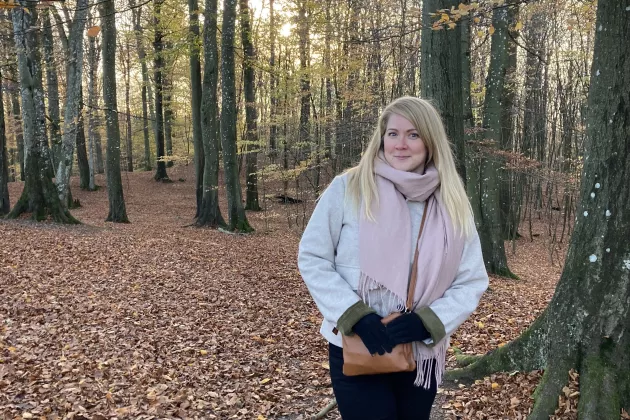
(0, 166), (575, 419)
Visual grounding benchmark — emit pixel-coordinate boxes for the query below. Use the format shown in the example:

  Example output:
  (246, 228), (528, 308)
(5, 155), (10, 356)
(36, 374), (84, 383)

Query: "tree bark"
(100, 0), (129, 223)
(153, 0), (169, 182)
(477, 6), (516, 278)
(76, 87), (90, 190)
(448, 2), (630, 417)
(5, 24), (25, 181)
(130, 0), (152, 171)
(240, 0), (261, 211)
(163, 59), (174, 168)
(421, 0), (466, 183)
(268, 0), (278, 159)
(123, 37), (134, 172)
(0, 64), (10, 215)
(8, 1), (77, 223)
(87, 17), (100, 191)
(188, 0), (204, 216)
(220, 0), (252, 232)
(42, 11), (62, 171)
(55, 0), (89, 206)
(196, 0), (225, 227)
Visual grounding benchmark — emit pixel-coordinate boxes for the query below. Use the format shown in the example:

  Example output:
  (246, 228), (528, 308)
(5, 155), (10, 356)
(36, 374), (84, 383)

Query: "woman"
(298, 97), (489, 419)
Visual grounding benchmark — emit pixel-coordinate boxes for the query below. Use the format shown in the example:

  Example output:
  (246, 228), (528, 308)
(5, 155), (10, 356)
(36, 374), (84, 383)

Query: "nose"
(395, 136), (409, 149)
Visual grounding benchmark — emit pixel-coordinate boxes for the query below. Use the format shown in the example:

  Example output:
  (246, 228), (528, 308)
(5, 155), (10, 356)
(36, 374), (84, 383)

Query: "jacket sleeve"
(415, 229), (489, 346)
(297, 176), (374, 335)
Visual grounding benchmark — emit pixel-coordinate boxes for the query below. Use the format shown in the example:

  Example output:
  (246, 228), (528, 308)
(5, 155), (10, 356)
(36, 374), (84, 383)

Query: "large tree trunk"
(421, 0), (466, 183)
(240, 0), (261, 211)
(188, 0), (204, 217)
(42, 11), (62, 171)
(153, 0), (169, 182)
(476, 5), (517, 278)
(220, 0), (252, 232)
(87, 17), (100, 191)
(8, 2), (77, 224)
(448, 1), (630, 417)
(0, 65), (10, 215)
(195, 0), (225, 228)
(55, 0), (89, 206)
(100, 0), (129, 223)
(130, 0), (152, 171)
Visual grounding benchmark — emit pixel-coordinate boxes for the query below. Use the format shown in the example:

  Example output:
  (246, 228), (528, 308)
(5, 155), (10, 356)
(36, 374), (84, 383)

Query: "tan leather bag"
(340, 207), (428, 376)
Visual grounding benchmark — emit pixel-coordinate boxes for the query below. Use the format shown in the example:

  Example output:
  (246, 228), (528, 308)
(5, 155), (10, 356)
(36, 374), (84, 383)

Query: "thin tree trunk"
(55, 0), (89, 206)
(130, 0), (152, 171)
(189, 0), (204, 216)
(5, 28), (25, 181)
(124, 37), (134, 172)
(153, 0), (169, 182)
(221, 0), (252, 232)
(164, 58), (174, 168)
(240, 0), (261, 211)
(0, 64), (10, 215)
(42, 11), (62, 170)
(268, 0), (278, 159)
(100, 0), (129, 222)
(87, 20), (99, 191)
(76, 87), (90, 189)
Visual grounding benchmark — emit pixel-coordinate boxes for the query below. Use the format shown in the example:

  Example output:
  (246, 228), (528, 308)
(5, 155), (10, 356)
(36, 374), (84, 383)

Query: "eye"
(409, 132), (419, 138)
(387, 131), (397, 137)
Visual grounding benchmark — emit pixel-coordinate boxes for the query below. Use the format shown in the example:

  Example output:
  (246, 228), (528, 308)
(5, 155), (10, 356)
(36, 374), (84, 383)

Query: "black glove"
(352, 313), (394, 356)
(386, 312), (431, 345)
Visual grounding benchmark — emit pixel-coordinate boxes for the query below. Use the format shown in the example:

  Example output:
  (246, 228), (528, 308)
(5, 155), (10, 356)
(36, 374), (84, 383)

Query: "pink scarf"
(358, 154), (465, 387)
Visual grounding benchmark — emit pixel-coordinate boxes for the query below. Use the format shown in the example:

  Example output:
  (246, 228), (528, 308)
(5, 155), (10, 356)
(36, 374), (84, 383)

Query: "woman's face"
(383, 113), (427, 172)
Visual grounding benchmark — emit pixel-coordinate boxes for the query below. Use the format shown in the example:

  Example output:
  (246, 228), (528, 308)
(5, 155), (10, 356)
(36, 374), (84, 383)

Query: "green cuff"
(336, 301), (376, 336)
(415, 306), (446, 347)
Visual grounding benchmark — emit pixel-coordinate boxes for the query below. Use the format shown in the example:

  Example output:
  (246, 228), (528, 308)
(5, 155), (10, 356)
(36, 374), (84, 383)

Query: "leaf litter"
(0, 166), (578, 419)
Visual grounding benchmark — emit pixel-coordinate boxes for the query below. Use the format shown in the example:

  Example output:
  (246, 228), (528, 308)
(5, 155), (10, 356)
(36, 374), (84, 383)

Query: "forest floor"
(1, 164), (578, 419)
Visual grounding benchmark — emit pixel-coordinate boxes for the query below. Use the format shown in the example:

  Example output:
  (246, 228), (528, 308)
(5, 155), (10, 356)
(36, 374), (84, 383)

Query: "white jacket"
(298, 173), (489, 347)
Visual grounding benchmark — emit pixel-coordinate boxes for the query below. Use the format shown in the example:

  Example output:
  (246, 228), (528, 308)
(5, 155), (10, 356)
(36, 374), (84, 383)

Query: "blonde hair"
(346, 96), (474, 237)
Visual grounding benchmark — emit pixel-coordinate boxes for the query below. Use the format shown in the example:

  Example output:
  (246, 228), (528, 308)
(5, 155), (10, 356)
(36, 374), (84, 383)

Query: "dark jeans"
(329, 343), (437, 420)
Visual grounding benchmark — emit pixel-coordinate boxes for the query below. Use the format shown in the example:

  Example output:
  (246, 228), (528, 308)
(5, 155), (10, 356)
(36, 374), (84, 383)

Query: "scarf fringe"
(359, 272), (448, 389)
(413, 338), (448, 389)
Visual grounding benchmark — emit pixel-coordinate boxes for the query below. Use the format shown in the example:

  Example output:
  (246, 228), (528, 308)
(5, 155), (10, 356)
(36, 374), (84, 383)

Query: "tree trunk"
(499, 2), (520, 240)
(268, 0), (278, 159)
(8, 2), (77, 224)
(196, 0), (225, 227)
(5, 29), (25, 181)
(76, 87), (90, 189)
(477, 5), (516, 278)
(153, 0), (169, 182)
(164, 62), (174, 168)
(87, 18), (100, 191)
(100, 0), (129, 223)
(42, 11), (62, 171)
(240, 0), (261, 211)
(55, 0), (89, 206)
(189, 0), (204, 217)
(220, 0), (252, 232)
(448, 2), (630, 417)
(0, 64), (10, 215)
(420, 0), (466, 183)
(124, 37), (134, 172)
(130, 0), (153, 171)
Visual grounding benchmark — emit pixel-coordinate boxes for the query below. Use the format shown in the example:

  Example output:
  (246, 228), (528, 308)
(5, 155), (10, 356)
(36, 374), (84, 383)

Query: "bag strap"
(405, 198), (430, 311)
